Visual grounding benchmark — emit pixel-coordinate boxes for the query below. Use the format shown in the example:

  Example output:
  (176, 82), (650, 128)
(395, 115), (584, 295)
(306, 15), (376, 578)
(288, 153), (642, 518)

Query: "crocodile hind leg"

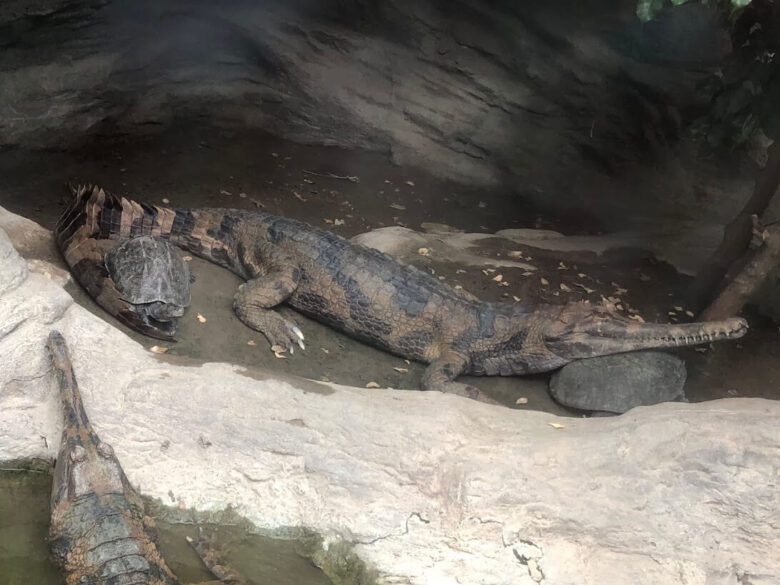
(187, 528), (248, 585)
(421, 349), (498, 404)
(232, 266), (305, 353)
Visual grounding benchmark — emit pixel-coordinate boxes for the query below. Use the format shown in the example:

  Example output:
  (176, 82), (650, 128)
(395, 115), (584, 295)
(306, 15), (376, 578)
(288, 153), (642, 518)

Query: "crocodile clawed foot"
(187, 527), (248, 585)
(433, 382), (500, 405)
(235, 306), (305, 354)
(266, 318), (305, 355)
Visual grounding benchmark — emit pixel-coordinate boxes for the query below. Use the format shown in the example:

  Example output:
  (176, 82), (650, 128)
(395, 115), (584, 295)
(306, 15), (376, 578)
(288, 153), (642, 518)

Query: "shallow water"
(0, 470), (332, 585)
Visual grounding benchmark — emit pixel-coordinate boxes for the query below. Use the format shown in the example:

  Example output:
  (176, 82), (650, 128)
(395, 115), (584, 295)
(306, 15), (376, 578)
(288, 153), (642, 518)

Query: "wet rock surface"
(549, 351), (687, 414)
(1, 213), (779, 585)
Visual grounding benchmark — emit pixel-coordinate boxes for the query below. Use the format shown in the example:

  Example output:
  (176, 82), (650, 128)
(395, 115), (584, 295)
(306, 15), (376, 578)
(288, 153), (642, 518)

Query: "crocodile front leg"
(232, 265), (305, 353)
(421, 349), (497, 404)
(187, 528), (249, 585)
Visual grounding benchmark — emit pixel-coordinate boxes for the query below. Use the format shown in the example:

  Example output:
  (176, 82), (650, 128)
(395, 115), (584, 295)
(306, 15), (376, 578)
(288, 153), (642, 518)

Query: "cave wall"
(1, 0), (755, 225)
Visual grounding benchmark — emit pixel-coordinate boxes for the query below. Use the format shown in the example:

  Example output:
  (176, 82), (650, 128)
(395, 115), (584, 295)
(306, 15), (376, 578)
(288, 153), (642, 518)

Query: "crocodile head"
(47, 332), (132, 523)
(543, 301), (747, 362)
(472, 301), (748, 375)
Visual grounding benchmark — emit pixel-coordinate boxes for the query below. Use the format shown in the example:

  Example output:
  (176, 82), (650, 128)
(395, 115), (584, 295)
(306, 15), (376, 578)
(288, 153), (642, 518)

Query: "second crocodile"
(47, 330), (248, 585)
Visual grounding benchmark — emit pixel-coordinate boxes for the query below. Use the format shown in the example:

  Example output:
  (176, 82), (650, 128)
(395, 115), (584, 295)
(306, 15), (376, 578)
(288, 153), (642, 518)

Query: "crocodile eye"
(97, 443), (114, 458)
(69, 445), (87, 463)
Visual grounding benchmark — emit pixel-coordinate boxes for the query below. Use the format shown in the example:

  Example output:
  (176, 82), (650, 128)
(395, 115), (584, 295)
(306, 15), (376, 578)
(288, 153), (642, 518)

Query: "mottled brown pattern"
(56, 185), (749, 402)
(46, 331), (248, 585)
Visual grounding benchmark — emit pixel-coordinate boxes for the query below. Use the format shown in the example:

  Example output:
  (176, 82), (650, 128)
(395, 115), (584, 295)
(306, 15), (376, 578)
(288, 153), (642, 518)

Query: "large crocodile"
(55, 185), (748, 401)
(46, 330), (247, 584)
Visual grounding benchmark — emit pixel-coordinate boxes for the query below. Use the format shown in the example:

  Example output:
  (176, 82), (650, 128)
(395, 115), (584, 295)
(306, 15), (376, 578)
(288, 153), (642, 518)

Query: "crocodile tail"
(57, 183), (232, 266)
(53, 184), (233, 340)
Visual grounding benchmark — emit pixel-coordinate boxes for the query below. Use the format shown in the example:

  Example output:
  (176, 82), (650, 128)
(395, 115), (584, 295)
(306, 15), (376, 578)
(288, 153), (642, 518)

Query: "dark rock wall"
(1, 0), (750, 223)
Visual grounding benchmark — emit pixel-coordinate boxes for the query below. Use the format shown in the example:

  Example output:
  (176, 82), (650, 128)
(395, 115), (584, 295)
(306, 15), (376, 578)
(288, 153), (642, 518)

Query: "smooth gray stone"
(549, 351), (687, 413)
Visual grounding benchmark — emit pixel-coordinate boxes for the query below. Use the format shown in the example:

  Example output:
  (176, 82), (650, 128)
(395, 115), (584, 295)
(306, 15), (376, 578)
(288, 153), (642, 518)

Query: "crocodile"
(55, 184), (749, 402)
(46, 330), (248, 585)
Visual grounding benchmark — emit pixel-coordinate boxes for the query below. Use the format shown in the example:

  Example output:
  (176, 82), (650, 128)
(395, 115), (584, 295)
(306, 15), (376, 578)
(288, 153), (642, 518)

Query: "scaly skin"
(55, 185), (749, 402)
(46, 331), (247, 585)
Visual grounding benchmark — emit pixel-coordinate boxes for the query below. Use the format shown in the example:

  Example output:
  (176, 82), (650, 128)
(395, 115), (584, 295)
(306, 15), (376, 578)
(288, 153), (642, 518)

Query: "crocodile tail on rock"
(57, 183), (232, 266)
(53, 184), (234, 340)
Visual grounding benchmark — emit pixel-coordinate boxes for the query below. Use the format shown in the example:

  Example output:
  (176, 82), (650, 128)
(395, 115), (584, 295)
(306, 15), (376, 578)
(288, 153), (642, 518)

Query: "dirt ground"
(0, 123), (777, 414)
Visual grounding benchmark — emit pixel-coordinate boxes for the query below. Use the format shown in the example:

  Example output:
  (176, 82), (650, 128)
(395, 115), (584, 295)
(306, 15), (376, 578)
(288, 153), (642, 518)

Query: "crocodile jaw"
(544, 315), (748, 361)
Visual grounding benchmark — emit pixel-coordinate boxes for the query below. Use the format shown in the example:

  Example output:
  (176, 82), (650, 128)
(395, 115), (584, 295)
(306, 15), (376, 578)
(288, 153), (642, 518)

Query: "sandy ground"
(0, 123), (777, 412)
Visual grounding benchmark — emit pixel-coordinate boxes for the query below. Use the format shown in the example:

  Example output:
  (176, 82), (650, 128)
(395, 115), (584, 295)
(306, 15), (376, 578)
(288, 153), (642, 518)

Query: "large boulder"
(549, 351), (687, 414)
(0, 209), (778, 585)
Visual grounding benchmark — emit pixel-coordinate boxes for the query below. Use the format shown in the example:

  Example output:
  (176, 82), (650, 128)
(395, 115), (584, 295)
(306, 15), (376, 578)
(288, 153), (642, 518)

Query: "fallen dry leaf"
(516, 397), (528, 405)
(522, 271), (534, 277)
(540, 277), (549, 286)
(182, 255), (193, 262)
(293, 191), (307, 202)
(393, 367), (409, 373)
(454, 285), (463, 290)
(685, 310), (695, 318)
(417, 247), (430, 256)
(162, 198), (170, 204)
(674, 306), (684, 312)
(247, 340), (257, 346)
(628, 314), (646, 323)
(333, 219), (345, 226)
(508, 250), (524, 259)
(499, 281), (509, 287)
(150, 346), (168, 354)
(614, 287), (628, 296)
(477, 201), (487, 208)
(303, 178), (314, 184)
(219, 189), (231, 196)
(365, 381), (380, 388)
(196, 313), (206, 323)
(558, 262), (568, 270)
(492, 274), (504, 282)
(323, 218), (334, 224)
(404, 180), (415, 187)
(389, 203), (406, 210)
(239, 192), (247, 198)
(559, 283), (572, 292)
(548, 422), (565, 429)
(271, 344), (288, 359)
(455, 269), (467, 274)
(321, 347), (330, 354)
(271, 152), (279, 157)
(577, 272), (587, 278)
(250, 199), (264, 208)
(512, 295), (521, 302)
